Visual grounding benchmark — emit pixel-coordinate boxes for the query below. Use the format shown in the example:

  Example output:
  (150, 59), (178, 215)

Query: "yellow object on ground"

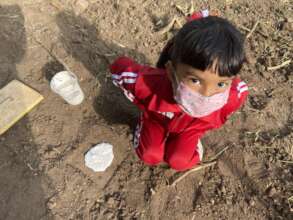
(0, 80), (43, 135)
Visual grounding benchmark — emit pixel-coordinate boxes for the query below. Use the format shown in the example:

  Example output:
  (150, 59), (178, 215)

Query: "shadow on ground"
(0, 5), (50, 220)
(55, 11), (149, 128)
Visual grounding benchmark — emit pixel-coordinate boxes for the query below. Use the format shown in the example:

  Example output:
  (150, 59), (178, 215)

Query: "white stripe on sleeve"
(112, 72), (138, 80)
(122, 78), (136, 84)
(239, 86), (248, 93)
(238, 86), (248, 98)
(112, 76), (137, 84)
(237, 81), (246, 90)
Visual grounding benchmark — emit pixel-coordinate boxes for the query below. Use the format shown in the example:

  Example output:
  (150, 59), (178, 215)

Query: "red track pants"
(134, 117), (201, 171)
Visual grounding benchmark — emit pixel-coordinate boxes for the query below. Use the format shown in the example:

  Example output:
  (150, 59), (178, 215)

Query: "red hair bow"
(186, 9), (210, 22)
(186, 9), (220, 22)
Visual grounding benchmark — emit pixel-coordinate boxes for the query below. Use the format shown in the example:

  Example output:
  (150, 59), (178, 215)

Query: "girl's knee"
(166, 155), (200, 171)
(135, 147), (163, 165)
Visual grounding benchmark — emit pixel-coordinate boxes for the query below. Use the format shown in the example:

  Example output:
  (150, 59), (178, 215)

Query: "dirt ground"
(0, 0), (292, 219)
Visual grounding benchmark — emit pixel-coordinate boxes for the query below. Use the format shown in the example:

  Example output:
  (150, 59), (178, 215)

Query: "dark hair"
(156, 16), (246, 77)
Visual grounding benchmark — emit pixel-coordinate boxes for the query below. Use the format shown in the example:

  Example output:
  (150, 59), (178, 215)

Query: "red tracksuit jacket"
(110, 57), (248, 170)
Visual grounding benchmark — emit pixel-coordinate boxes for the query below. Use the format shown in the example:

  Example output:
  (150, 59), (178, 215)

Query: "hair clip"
(187, 9), (209, 22)
(187, 9), (221, 22)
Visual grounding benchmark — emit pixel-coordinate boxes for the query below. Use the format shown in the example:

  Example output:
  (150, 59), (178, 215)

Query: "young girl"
(110, 10), (248, 171)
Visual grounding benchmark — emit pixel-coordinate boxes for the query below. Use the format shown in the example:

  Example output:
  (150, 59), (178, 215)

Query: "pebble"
(47, 200), (57, 210)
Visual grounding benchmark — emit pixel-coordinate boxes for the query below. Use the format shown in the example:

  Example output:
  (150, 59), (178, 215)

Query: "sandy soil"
(0, 0), (292, 219)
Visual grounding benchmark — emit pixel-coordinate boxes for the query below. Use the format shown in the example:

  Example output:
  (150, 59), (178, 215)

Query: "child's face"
(166, 62), (234, 97)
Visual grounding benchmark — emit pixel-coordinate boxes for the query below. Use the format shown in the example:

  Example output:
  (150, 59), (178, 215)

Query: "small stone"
(47, 200), (57, 210)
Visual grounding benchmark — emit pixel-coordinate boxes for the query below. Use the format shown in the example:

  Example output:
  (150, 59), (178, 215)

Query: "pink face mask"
(171, 69), (230, 118)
